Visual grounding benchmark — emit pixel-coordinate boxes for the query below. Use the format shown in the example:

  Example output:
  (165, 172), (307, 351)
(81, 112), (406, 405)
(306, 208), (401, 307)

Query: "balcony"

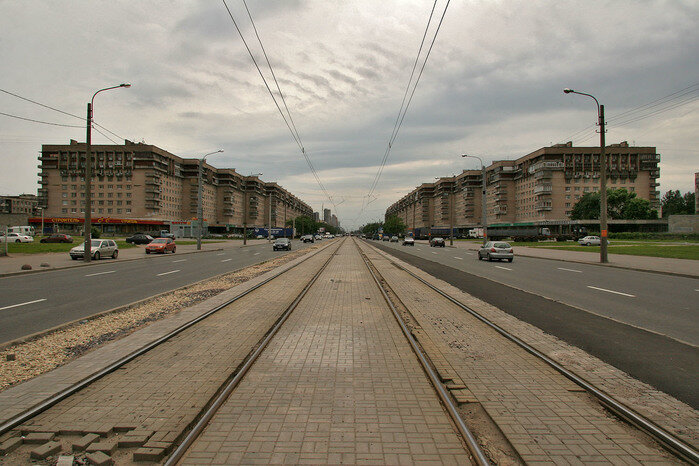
(535, 203), (552, 211)
(534, 184), (552, 194)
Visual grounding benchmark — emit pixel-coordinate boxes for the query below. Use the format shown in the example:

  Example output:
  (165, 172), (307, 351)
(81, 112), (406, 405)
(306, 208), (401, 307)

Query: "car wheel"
(71, 256), (78, 260)
(486, 253), (492, 262)
(172, 247), (176, 253)
(507, 258), (513, 262)
(477, 253), (482, 260)
(16, 239), (21, 243)
(146, 250), (150, 254)
(112, 250), (119, 259)
(94, 251), (100, 260)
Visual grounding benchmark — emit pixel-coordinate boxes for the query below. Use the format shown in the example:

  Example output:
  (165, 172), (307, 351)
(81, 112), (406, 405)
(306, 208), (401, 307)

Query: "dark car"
(126, 233), (154, 244)
(40, 233), (73, 243)
(301, 235), (314, 243)
(273, 237), (292, 251)
(478, 241), (514, 262)
(430, 237), (445, 247)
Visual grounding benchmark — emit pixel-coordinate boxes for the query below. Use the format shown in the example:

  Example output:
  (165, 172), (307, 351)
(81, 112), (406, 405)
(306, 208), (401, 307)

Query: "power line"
(0, 111), (83, 128)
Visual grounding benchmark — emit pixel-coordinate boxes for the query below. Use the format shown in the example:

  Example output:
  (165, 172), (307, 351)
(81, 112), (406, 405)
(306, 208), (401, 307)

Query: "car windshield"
(275, 238), (289, 243)
(90, 240), (102, 247)
(152, 238), (167, 243)
(493, 242), (511, 248)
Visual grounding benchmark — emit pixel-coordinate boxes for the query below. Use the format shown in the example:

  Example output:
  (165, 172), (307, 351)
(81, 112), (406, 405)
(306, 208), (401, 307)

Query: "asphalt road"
(369, 239), (699, 409)
(0, 241), (317, 344)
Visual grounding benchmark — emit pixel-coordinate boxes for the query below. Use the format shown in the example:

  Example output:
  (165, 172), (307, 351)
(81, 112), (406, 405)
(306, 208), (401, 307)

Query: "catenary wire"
(0, 111), (83, 128)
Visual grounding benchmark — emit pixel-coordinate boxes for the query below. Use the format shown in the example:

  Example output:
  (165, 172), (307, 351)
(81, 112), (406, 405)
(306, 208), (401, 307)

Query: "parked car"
(403, 237), (415, 246)
(69, 239), (118, 260)
(273, 237), (292, 251)
(146, 238), (176, 254)
(126, 233), (154, 244)
(40, 234), (73, 243)
(390, 236), (399, 243)
(382, 236), (390, 241)
(478, 241), (514, 262)
(1, 232), (34, 243)
(301, 235), (314, 243)
(156, 230), (175, 239)
(429, 237), (445, 247)
(578, 235), (601, 246)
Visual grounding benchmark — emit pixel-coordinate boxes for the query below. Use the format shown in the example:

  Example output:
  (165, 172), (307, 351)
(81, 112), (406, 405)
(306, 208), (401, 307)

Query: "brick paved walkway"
(358, 241), (680, 463)
(181, 241), (471, 464)
(1, 245), (336, 463)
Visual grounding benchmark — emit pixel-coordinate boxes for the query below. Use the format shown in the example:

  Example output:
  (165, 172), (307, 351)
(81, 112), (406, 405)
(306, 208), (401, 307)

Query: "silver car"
(478, 241), (514, 262)
(70, 239), (119, 260)
(578, 235), (601, 246)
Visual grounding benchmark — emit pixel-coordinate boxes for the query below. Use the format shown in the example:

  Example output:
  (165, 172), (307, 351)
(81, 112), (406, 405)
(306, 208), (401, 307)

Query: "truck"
(468, 228), (484, 238)
(486, 225), (575, 242)
(8, 225), (36, 237)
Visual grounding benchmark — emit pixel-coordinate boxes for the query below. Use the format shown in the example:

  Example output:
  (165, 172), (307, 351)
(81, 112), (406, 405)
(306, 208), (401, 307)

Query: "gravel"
(0, 246), (320, 392)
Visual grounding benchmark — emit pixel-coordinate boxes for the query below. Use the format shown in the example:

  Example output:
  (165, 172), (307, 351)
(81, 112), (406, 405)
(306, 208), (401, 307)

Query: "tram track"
(0, 240), (342, 464)
(357, 238), (698, 464)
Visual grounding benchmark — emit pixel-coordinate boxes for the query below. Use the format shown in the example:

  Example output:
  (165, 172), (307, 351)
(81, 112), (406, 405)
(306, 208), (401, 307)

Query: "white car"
(0, 233), (34, 243)
(70, 239), (119, 260)
(578, 236), (601, 246)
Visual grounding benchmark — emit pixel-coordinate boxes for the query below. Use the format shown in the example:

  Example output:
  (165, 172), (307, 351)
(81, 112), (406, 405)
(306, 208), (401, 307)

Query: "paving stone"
(450, 388), (479, 404)
(142, 440), (171, 449)
(30, 440), (62, 459)
(118, 434), (151, 447)
(56, 455), (76, 466)
(0, 436), (22, 454)
(86, 440), (117, 455)
(73, 433), (100, 451)
(86, 451), (114, 465)
(23, 431), (56, 444)
(133, 447), (165, 462)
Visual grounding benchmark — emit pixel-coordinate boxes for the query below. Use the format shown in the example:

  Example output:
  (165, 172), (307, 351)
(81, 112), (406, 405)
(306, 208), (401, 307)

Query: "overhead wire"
(0, 111), (83, 128)
(221, 0), (338, 214)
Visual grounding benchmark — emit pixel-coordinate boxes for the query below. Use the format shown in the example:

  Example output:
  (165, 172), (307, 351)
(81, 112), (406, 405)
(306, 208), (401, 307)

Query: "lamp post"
(564, 88), (608, 263)
(197, 150), (224, 250)
(39, 207), (44, 236)
(461, 154), (487, 246)
(84, 83), (131, 262)
(436, 177), (456, 246)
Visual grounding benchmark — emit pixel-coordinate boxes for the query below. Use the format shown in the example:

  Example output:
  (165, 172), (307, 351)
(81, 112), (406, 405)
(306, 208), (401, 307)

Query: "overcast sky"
(1, 0), (697, 229)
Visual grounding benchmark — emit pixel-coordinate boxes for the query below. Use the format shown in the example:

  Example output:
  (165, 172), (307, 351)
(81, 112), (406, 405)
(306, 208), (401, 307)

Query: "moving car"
(40, 233), (73, 243)
(390, 236), (399, 243)
(578, 235), (601, 246)
(382, 236), (390, 241)
(301, 235), (314, 243)
(1, 233), (34, 243)
(403, 237), (415, 246)
(125, 233), (154, 244)
(70, 239), (118, 260)
(429, 237), (445, 247)
(273, 237), (292, 251)
(478, 241), (514, 262)
(146, 238), (176, 254)
(315, 235), (323, 241)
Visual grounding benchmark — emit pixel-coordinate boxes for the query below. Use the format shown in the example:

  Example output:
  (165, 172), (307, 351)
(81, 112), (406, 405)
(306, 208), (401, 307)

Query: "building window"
(62, 193), (68, 198)
(126, 208), (131, 213)
(126, 200), (131, 205)
(62, 185), (67, 190)
(565, 187), (571, 192)
(62, 176), (68, 182)
(98, 208), (104, 213)
(108, 200), (113, 206)
(126, 185), (131, 190)
(71, 208), (77, 213)
(107, 193), (113, 198)
(61, 208), (67, 213)
(117, 209), (122, 214)
(565, 202), (571, 207)
(62, 200), (68, 206)
(107, 208), (113, 213)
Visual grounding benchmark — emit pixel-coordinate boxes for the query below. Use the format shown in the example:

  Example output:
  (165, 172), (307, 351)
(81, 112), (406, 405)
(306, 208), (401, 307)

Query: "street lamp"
(84, 83), (131, 262)
(197, 150), (224, 250)
(564, 88), (608, 263)
(243, 173), (262, 245)
(461, 154), (488, 246)
(436, 177), (456, 246)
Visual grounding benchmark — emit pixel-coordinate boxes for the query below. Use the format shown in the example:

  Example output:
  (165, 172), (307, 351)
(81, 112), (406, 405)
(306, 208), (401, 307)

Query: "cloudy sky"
(1, 0), (697, 229)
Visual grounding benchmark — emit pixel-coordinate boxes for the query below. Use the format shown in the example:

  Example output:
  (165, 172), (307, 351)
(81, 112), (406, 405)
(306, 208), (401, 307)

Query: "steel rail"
(165, 240), (343, 465)
(366, 241), (699, 464)
(356, 240), (491, 466)
(0, 241), (338, 437)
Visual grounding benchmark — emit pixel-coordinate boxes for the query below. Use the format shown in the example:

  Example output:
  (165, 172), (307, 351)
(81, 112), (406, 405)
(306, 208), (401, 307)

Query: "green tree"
(383, 215), (406, 236)
(661, 190), (685, 217)
(571, 188), (657, 220)
(361, 222), (383, 237)
(683, 192), (696, 214)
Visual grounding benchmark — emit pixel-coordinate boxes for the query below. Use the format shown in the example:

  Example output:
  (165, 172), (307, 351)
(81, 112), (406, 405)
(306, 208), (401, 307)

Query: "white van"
(9, 226), (35, 236)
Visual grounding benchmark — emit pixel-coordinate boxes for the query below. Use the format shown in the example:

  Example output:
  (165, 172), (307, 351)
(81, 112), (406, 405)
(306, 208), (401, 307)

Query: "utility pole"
(243, 190), (248, 245)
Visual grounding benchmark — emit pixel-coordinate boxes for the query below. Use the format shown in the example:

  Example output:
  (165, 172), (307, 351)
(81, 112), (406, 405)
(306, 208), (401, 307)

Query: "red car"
(145, 238), (176, 254)
(40, 234), (73, 243)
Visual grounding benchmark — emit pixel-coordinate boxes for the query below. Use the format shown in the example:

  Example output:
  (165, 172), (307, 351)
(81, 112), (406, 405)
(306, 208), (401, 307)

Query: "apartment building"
(386, 141), (661, 236)
(0, 194), (38, 215)
(34, 139), (312, 234)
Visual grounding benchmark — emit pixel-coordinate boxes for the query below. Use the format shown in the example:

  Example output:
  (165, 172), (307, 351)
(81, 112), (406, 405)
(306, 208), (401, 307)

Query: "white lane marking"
(0, 298), (47, 311)
(453, 256), (463, 260)
(431, 251), (438, 255)
(221, 258), (232, 262)
(495, 266), (512, 271)
(558, 267), (582, 273)
(172, 259), (187, 263)
(157, 269), (180, 276)
(587, 286), (635, 297)
(416, 248), (422, 251)
(85, 270), (116, 277)
(464, 252), (474, 255)
(216, 253), (226, 256)
(254, 252), (260, 256)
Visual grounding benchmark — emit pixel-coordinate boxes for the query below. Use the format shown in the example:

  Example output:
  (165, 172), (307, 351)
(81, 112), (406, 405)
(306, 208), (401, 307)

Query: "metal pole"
(197, 159), (203, 250)
(449, 184), (454, 246)
(243, 190), (247, 245)
(599, 104), (608, 263)
(481, 164), (487, 246)
(84, 102), (92, 262)
(40, 208), (44, 236)
(268, 191), (272, 242)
